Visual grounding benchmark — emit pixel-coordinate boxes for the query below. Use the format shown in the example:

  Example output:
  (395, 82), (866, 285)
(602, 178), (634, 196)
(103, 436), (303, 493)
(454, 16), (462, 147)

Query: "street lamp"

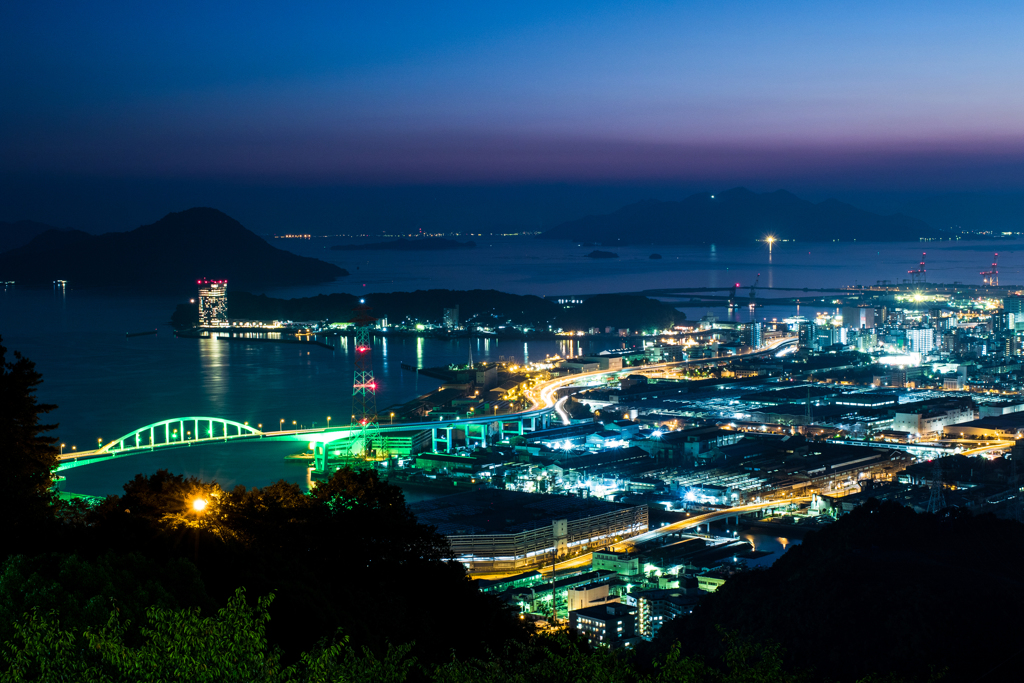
(327, 416), (331, 429)
(390, 412), (395, 425)
(60, 443), (65, 455)
(191, 497), (207, 562)
(280, 419), (284, 431)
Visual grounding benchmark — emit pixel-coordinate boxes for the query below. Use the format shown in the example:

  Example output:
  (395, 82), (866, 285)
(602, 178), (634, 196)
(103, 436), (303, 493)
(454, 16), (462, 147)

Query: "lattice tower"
(346, 302), (386, 466)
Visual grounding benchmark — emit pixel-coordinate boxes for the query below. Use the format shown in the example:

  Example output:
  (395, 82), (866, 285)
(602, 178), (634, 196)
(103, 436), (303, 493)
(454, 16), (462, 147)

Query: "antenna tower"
(346, 300), (385, 467)
(908, 252), (927, 284)
(981, 253), (999, 287)
(926, 458), (946, 514)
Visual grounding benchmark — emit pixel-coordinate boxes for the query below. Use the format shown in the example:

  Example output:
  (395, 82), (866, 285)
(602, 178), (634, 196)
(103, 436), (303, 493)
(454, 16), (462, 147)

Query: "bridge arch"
(102, 417), (262, 453)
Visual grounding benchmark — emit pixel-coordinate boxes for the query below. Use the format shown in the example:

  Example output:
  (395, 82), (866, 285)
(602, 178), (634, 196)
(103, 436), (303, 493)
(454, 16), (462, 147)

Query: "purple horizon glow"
(3, 1), (1024, 189)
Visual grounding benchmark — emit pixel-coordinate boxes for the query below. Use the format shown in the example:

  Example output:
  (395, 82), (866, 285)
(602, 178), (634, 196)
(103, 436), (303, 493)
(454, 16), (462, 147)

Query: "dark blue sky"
(2, 1), (1023, 229)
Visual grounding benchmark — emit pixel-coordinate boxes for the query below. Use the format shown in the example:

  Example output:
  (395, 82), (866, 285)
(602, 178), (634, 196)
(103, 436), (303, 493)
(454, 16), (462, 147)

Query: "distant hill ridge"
(0, 208), (347, 292)
(0, 219), (74, 253)
(539, 187), (937, 245)
(332, 237), (476, 251)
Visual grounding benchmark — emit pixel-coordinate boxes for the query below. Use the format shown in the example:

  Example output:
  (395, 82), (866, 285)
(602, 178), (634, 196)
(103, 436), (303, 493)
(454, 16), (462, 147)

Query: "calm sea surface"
(0, 237), (1007, 497)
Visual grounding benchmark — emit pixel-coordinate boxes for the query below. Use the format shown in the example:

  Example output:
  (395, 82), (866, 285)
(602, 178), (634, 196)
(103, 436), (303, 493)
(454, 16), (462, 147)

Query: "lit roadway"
(474, 496), (811, 579)
(527, 335), (797, 423)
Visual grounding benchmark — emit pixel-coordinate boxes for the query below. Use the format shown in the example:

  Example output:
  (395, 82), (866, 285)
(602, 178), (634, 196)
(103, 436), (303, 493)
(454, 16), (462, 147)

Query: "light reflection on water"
(739, 530), (803, 568)
(1, 289), (615, 496)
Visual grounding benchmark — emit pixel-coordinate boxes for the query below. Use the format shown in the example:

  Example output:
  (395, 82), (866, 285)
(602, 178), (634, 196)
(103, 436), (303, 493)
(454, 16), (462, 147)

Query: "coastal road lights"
(390, 412), (394, 425)
(279, 418), (284, 431)
(327, 416), (331, 429)
(60, 443), (65, 455)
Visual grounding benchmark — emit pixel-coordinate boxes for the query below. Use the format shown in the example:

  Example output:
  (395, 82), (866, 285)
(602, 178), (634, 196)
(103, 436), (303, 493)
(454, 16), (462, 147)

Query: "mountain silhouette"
(0, 208), (347, 292)
(539, 187), (937, 244)
(0, 219), (73, 253)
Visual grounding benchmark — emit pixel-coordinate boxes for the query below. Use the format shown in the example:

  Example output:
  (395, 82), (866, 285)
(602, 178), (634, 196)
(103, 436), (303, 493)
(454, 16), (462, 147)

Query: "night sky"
(2, 1), (1023, 230)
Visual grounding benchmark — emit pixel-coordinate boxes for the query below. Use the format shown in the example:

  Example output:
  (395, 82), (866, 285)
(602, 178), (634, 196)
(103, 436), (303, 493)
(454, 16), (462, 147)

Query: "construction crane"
(981, 253), (999, 286)
(908, 252), (927, 284)
(749, 274), (760, 309)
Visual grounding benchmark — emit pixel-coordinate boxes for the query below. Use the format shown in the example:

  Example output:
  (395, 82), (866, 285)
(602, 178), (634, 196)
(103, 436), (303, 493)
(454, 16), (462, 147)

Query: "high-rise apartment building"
(907, 328), (934, 355)
(198, 279), (229, 327)
(798, 322), (817, 350)
(443, 305), (459, 330)
(747, 322), (762, 348)
(842, 306), (875, 329)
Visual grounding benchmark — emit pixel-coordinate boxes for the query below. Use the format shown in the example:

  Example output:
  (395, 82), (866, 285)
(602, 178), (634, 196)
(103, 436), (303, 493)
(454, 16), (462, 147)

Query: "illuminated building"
(747, 321), (762, 348)
(412, 489), (648, 573)
(892, 399), (977, 436)
(842, 306), (876, 329)
(197, 279), (229, 327)
(443, 305), (459, 330)
(570, 603), (637, 649)
(907, 328), (935, 355)
(1003, 295), (1024, 319)
(798, 321), (817, 350)
(634, 587), (701, 640)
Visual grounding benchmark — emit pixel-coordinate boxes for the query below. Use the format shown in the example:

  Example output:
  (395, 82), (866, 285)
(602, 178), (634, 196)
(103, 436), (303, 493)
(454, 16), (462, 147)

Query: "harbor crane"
(908, 253), (927, 284)
(981, 253), (999, 286)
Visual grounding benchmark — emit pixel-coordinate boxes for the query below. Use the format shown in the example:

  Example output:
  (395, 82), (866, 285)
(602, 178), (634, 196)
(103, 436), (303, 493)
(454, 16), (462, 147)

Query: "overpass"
(473, 496), (811, 579)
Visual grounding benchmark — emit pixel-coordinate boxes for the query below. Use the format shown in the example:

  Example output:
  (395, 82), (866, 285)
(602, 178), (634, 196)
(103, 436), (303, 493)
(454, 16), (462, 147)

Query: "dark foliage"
(0, 551), (214, 647)
(81, 468), (527, 666)
(563, 397), (593, 420)
(655, 499), (1024, 682)
(558, 294), (683, 331)
(0, 337), (60, 550)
